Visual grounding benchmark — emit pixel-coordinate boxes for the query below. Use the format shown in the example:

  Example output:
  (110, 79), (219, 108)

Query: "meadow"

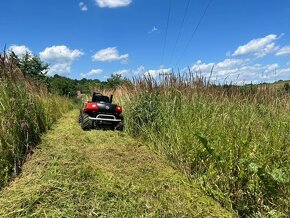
(115, 74), (290, 217)
(1, 50), (289, 217)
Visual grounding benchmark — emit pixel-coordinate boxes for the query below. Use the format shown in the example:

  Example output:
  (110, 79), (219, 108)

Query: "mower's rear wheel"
(78, 112), (82, 123)
(116, 122), (124, 131)
(81, 113), (92, 131)
(110, 124), (115, 131)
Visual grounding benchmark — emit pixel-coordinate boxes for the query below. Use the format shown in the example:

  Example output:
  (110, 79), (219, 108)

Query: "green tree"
(106, 74), (132, 89)
(10, 51), (48, 82)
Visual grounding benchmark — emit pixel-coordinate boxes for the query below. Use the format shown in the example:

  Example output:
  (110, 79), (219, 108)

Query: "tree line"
(9, 51), (131, 96)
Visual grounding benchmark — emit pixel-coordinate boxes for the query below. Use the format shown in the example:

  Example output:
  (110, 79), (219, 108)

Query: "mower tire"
(81, 113), (92, 131)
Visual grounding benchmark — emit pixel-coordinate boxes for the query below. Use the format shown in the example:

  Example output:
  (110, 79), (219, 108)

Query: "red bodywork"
(83, 102), (122, 114)
(83, 103), (98, 112)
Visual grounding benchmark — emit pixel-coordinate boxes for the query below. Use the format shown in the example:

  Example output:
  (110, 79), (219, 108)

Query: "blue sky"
(1, 0), (290, 83)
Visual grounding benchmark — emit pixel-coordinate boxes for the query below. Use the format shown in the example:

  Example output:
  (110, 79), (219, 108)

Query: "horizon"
(1, 0), (290, 83)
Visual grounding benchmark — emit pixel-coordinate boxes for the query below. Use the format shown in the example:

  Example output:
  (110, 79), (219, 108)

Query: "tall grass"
(116, 73), (290, 217)
(0, 53), (73, 188)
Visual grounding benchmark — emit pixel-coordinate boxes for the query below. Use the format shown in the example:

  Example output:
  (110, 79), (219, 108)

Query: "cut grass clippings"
(0, 110), (232, 217)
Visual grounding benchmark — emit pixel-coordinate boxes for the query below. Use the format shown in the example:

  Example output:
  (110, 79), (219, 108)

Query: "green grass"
(0, 110), (232, 217)
(0, 81), (73, 188)
(119, 78), (290, 217)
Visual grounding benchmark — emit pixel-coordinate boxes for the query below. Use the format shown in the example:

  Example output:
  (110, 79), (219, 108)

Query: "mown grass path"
(0, 110), (232, 217)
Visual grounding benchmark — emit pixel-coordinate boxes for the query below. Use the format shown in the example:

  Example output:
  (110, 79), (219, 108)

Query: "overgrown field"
(0, 55), (73, 189)
(116, 75), (290, 217)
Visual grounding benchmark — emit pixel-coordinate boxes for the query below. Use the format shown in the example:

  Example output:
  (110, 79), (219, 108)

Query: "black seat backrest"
(92, 92), (110, 103)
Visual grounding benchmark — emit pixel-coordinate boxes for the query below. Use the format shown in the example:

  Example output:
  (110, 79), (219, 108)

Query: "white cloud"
(80, 69), (103, 78)
(191, 60), (214, 73)
(188, 34), (289, 83)
(95, 0), (132, 8)
(264, 63), (279, 73)
(148, 26), (159, 34)
(114, 69), (130, 77)
(112, 65), (171, 79)
(190, 58), (284, 84)
(8, 45), (32, 57)
(190, 59), (248, 76)
(187, 34), (290, 83)
(145, 67), (172, 77)
(48, 63), (71, 75)
(216, 58), (249, 69)
(278, 67), (290, 77)
(232, 34), (279, 57)
(276, 45), (290, 56)
(133, 65), (145, 75)
(261, 65), (289, 81)
(108, 58), (289, 83)
(79, 2), (88, 11)
(92, 47), (129, 63)
(191, 59), (242, 78)
(39, 45), (84, 75)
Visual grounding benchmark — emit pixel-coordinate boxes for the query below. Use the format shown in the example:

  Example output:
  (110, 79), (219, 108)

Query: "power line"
(162, 0), (173, 65)
(175, 0), (214, 68)
(169, 0), (191, 66)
